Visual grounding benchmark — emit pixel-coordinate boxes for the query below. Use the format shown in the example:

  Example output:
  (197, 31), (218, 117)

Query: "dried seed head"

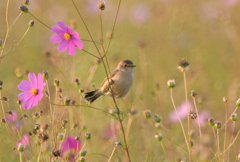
(223, 97), (227, 103)
(167, 79), (175, 88)
(39, 132), (49, 142)
(19, 4), (28, 13)
(29, 20), (34, 27)
(44, 91), (49, 97)
(214, 121), (222, 129)
(17, 143), (25, 152)
(32, 128), (37, 135)
(98, 2), (106, 10)
(177, 58), (189, 72)
(191, 90), (197, 97)
(208, 117), (215, 127)
(231, 113), (237, 122)
(52, 150), (61, 157)
(155, 133), (163, 141)
(85, 132), (91, 140)
(42, 124), (49, 131)
(143, 110), (151, 119)
(79, 149), (87, 156)
(189, 111), (197, 120)
(35, 123), (40, 130)
(154, 114), (161, 123)
(128, 108), (138, 116)
(20, 114), (28, 120)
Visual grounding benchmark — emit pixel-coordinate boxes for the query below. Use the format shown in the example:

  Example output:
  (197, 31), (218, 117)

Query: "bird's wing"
(101, 69), (119, 88)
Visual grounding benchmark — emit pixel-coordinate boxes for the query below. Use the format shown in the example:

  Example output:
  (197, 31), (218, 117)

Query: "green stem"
(16, 26), (30, 46)
(20, 153), (22, 162)
(160, 142), (166, 155)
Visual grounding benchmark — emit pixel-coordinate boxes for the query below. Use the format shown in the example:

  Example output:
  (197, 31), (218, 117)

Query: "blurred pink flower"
(18, 73), (46, 109)
(195, 110), (210, 126)
(222, 0), (239, 7)
(51, 22), (83, 55)
(16, 134), (29, 148)
(102, 124), (117, 140)
(6, 111), (17, 122)
(131, 4), (151, 23)
(169, 100), (193, 123)
(61, 136), (81, 161)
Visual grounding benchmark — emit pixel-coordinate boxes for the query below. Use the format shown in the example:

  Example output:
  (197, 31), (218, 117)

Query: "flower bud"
(214, 121), (221, 129)
(45, 91), (49, 97)
(208, 117), (215, 127)
(28, 132), (32, 137)
(18, 143), (25, 152)
(75, 136), (80, 141)
(35, 123), (40, 130)
(153, 114), (161, 123)
(64, 97), (71, 106)
(17, 100), (22, 105)
(98, 2), (106, 10)
(223, 97), (227, 103)
(54, 79), (60, 87)
(143, 110), (151, 119)
(79, 88), (84, 93)
(85, 132), (91, 140)
(42, 71), (49, 80)
(231, 113), (237, 122)
(57, 133), (64, 141)
(72, 77), (81, 86)
(167, 79), (175, 88)
(155, 123), (161, 129)
(191, 90), (197, 97)
(2, 97), (8, 102)
(81, 125), (87, 130)
(62, 119), (68, 124)
(115, 142), (122, 147)
(7, 111), (13, 116)
(23, 0), (29, 5)
(72, 123), (78, 129)
(1, 118), (6, 123)
(190, 140), (193, 148)
(57, 88), (62, 93)
(79, 149), (87, 156)
(0, 40), (2, 47)
(33, 112), (40, 119)
(29, 20), (34, 27)
(79, 157), (85, 162)
(155, 133), (163, 141)
(19, 4), (28, 13)
(71, 100), (76, 105)
(236, 98), (240, 107)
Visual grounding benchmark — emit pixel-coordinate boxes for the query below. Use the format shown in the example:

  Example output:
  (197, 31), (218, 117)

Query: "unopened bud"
(62, 119), (68, 124)
(35, 123), (40, 130)
(28, 132), (32, 137)
(167, 79), (175, 88)
(71, 100), (76, 105)
(115, 142), (122, 147)
(72, 77), (81, 86)
(190, 140), (193, 148)
(81, 125), (86, 130)
(231, 113), (237, 122)
(214, 121), (221, 129)
(45, 91), (49, 97)
(191, 90), (197, 97)
(72, 123), (78, 129)
(223, 97), (227, 103)
(98, 2), (106, 10)
(208, 117), (215, 127)
(57, 88), (62, 93)
(33, 112), (40, 119)
(79, 157), (85, 162)
(29, 20), (34, 27)
(17, 100), (22, 105)
(0, 40), (2, 47)
(64, 97), (71, 106)
(54, 79), (60, 87)
(57, 133), (64, 141)
(19, 4), (28, 13)
(17, 143), (25, 152)
(2, 97), (8, 102)
(75, 136), (80, 141)
(1, 118), (6, 123)
(236, 98), (240, 107)
(23, 0), (29, 5)
(79, 88), (84, 93)
(153, 114), (161, 123)
(155, 133), (163, 141)
(85, 132), (91, 140)
(143, 110), (151, 119)
(79, 149), (87, 156)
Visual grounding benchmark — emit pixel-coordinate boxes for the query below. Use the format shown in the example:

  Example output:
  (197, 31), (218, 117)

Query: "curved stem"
(28, 12), (51, 30)
(16, 26), (30, 46)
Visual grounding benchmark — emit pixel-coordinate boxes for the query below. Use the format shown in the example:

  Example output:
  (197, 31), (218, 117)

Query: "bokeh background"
(0, 0), (240, 161)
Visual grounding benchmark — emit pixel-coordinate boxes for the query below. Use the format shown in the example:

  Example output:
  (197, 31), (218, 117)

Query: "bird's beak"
(132, 65), (136, 67)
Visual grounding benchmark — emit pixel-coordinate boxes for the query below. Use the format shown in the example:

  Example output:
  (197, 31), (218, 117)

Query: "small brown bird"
(83, 60), (136, 103)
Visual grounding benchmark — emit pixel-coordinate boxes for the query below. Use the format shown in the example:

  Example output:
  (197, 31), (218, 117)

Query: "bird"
(83, 59), (136, 103)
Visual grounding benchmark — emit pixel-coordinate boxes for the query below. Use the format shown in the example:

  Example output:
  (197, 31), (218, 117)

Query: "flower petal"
(51, 26), (64, 34)
(21, 134), (29, 147)
(22, 95), (34, 109)
(51, 34), (64, 44)
(67, 26), (73, 33)
(71, 32), (81, 41)
(37, 93), (43, 102)
(18, 80), (31, 92)
(68, 41), (76, 55)
(37, 73), (46, 92)
(28, 73), (37, 88)
(57, 40), (68, 53)
(57, 22), (67, 31)
(18, 92), (33, 102)
(73, 40), (83, 50)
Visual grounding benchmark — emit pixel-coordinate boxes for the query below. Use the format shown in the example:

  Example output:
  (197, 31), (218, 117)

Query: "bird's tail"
(83, 89), (103, 103)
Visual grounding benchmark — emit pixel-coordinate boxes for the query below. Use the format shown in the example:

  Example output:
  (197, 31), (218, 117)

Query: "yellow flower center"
(71, 148), (76, 155)
(31, 88), (38, 95)
(64, 33), (71, 40)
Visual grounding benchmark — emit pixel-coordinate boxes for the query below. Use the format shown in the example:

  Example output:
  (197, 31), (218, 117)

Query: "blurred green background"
(1, 0), (240, 161)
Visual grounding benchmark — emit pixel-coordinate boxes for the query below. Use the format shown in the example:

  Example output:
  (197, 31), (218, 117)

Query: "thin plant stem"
(211, 130), (240, 162)
(108, 146), (117, 162)
(125, 115), (133, 142)
(16, 26), (30, 46)
(192, 97), (202, 153)
(223, 102), (228, 162)
(227, 121), (235, 162)
(82, 140), (87, 149)
(20, 153), (22, 162)
(170, 89), (191, 159)
(28, 12), (51, 30)
(82, 49), (99, 59)
(160, 142), (166, 155)
(37, 145), (42, 162)
(6, 0), (9, 30)
(217, 129), (220, 155)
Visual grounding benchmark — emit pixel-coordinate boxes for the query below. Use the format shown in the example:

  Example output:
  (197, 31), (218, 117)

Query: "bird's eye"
(124, 64), (127, 67)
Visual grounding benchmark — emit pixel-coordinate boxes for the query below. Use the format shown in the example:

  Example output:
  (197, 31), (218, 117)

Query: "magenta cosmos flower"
(18, 73), (46, 109)
(16, 134), (29, 148)
(51, 22), (83, 55)
(61, 136), (81, 161)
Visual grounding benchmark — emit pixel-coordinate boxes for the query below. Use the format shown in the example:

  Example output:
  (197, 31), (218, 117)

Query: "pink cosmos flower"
(102, 124), (117, 140)
(169, 100), (193, 123)
(6, 111), (24, 132)
(51, 22), (83, 55)
(6, 111), (17, 122)
(18, 73), (46, 109)
(61, 136), (81, 161)
(195, 110), (210, 126)
(16, 134), (29, 148)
